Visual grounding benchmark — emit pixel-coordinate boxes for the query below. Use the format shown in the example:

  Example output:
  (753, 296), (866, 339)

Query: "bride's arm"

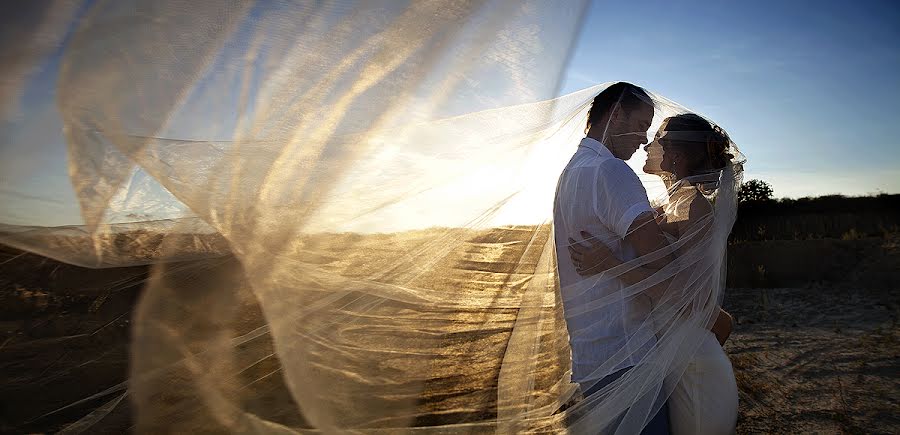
(711, 308), (734, 345)
(681, 194), (735, 345)
(570, 193), (734, 345)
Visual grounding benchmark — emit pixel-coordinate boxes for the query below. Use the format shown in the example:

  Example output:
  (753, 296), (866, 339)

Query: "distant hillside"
(730, 194), (900, 241)
(727, 194), (900, 289)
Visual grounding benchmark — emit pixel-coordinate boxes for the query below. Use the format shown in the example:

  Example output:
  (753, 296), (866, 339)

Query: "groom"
(553, 82), (673, 434)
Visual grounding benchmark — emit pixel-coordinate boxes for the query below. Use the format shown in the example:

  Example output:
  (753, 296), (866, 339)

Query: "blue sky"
(2, 1), (898, 228)
(560, 0), (900, 198)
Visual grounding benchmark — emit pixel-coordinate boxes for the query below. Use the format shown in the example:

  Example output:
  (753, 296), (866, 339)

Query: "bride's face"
(659, 141), (679, 175)
(660, 141), (707, 181)
(643, 121), (696, 180)
(643, 135), (665, 175)
(643, 120), (669, 176)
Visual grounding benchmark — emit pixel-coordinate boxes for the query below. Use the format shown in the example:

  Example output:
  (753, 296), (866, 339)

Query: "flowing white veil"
(0, 1), (744, 433)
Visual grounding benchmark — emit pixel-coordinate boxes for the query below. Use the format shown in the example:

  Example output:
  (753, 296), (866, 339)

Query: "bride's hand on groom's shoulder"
(567, 231), (620, 276)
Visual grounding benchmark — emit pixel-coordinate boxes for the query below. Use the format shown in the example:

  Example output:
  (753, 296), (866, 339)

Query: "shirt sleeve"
(592, 160), (653, 239)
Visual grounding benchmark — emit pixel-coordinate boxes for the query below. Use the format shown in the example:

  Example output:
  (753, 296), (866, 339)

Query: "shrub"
(739, 179), (774, 203)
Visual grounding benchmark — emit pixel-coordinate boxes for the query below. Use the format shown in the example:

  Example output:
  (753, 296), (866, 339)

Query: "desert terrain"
(1, 224), (898, 434)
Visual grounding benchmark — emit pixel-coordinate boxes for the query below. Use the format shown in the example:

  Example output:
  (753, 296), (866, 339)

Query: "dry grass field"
(1, 226), (897, 433)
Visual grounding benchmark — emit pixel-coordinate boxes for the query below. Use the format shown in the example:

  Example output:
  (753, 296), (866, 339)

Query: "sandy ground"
(1, 230), (898, 433)
(725, 286), (900, 434)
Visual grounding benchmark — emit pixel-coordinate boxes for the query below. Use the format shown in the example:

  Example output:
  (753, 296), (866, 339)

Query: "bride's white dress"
(668, 328), (739, 435)
(663, 186), (739, 435)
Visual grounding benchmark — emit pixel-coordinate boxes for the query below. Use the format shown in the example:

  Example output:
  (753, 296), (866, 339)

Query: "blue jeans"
(582, 367), (671, 435)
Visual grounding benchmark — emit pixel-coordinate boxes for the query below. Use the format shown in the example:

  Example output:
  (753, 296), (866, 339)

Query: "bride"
(568, 113), (740, 434)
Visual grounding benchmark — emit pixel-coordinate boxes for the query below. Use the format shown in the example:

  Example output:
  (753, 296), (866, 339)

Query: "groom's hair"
(586, 82), (651, 133)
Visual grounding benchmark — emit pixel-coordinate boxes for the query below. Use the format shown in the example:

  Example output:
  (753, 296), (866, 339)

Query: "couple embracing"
(553, 82), (742, 435)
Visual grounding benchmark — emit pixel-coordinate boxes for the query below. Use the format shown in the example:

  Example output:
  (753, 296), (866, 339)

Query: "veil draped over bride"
(1, 1), (744, 433)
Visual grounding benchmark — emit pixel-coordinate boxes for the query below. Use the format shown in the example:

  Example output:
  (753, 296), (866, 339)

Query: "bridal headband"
(656, 130), (721, 143)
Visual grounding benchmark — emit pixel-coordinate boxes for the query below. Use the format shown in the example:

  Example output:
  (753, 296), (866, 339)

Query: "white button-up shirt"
(553, 137), (656, 383)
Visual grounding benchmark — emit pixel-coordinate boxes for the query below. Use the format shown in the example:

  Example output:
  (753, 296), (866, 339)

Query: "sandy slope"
(1, 228), (898, 433)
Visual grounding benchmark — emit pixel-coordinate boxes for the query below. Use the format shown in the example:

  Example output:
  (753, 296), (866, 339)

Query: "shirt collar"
(579, 137), (613, 157)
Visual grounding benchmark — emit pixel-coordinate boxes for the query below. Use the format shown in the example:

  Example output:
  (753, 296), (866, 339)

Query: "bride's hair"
(662, 113), (733, 174)
(585, 82), (651, 133)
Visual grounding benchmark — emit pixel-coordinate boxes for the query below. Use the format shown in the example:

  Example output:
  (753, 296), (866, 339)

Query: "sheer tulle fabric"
(0, 1), (743, 433)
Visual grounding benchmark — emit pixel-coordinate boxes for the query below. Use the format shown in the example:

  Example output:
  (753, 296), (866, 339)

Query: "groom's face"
(608, 103), (654, 160)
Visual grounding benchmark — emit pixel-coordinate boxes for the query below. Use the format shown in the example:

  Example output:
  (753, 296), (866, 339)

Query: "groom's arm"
(568, 213), (676, 299)
(623, 212), (677, 303)
(571, 160), (676, 301)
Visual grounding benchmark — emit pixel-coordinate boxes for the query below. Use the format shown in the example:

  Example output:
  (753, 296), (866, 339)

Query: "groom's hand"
(653, 206), (666, 224)
(567, 231), (619, 276)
